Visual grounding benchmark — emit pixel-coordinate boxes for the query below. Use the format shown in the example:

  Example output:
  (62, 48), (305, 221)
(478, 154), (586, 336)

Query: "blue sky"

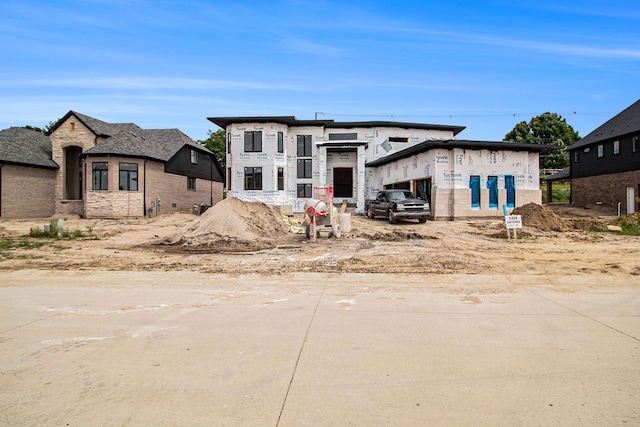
(1, 0), (639, 142)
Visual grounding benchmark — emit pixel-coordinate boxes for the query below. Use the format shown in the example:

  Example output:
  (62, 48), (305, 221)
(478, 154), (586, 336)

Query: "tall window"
(613, 140), (620, 155)
(187, 177), (196, 190)
(92, 162), (108, 190)
(119, 163), (138, 191)
(297, 183), (312, 198)
(277, 167), (284, 191)
(277, 132), (284, 153)
(297, 134), (313, 179)
(297, 159), (312, 178)
(244, 167), (262, 190)
(469, 175), (480, 208)
(597, 145), (604, 158)
(244, 131), (262, 152)
(633, 136), (639, 153)
(297, 135), (312, 157)
(190, 149), (198, 164)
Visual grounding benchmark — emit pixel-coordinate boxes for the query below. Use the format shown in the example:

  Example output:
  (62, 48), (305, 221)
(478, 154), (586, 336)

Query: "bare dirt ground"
(1, 201), (638, 285)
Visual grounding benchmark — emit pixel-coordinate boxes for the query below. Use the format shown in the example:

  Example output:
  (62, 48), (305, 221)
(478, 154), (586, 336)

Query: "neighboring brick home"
(209, 116), (556, 220)
(567, 99), (640, 214)
(48, 111), (224, 218)
(0, 127), (59, 218)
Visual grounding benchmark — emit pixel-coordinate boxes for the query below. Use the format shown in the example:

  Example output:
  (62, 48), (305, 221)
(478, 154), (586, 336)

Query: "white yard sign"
(504, 215), (522, 239)
(505, 215), (522, 229)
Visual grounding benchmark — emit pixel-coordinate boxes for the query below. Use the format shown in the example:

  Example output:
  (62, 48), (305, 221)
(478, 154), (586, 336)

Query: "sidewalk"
(1, 271), (639, 426)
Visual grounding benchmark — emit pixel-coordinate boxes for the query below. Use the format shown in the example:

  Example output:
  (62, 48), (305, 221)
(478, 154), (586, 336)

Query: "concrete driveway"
(1, 271), (639, 426)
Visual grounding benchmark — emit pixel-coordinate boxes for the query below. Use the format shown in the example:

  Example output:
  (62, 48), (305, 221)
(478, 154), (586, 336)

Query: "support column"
(318, 146), (327, 187)
(356, 145), (366, 214)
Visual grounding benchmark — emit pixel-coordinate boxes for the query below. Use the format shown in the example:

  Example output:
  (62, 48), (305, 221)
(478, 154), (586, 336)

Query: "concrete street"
(1, 271), (639, 426)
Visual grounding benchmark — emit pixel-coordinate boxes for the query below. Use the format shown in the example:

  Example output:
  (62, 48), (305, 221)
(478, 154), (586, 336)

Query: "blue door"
(470, 176), (480, 208)
(505, 175), (515, 208)
(487, 176), (498, 209)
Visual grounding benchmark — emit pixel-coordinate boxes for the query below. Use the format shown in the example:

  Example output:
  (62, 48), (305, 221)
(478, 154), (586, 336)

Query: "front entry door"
(333, 168), (353, 198)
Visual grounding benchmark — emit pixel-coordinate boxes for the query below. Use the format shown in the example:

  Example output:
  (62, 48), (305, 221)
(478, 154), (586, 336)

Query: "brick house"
(47, 111), (224, 218)
(209, 116), (556, 220)
(567, 99), (640, 214)
(0, 127), (59, 218)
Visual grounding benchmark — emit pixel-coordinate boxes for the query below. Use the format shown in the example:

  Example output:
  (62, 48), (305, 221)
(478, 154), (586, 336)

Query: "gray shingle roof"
(0, 127), (59, 169)
(48, 111), (142, 137)
(82, 128), (210, 161)
(568, 99), (640, 150)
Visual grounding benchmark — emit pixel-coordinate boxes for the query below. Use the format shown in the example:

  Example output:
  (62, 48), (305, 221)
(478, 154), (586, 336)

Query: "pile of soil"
(511, 203), (570, 232)
(162, 198), (290, 252)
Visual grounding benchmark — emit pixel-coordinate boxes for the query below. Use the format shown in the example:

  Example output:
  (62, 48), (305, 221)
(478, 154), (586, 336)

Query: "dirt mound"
(511, 203), (570, 232)
(162, 198), (290, 252)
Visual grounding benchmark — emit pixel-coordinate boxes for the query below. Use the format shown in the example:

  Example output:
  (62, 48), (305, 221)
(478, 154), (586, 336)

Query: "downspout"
(210, 153), (213, 206)
(0, 164), (3, 217)
(143, 160), (147, 216)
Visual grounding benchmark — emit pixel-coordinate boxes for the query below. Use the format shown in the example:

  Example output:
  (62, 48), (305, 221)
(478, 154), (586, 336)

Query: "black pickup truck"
(365, 189), (430, 224)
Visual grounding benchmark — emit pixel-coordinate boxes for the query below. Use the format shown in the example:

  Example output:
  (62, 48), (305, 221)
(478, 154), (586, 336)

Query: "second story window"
(277, 132), (284, 153)
(190, 149), (198, 164)
(244, 131), (262, 152)
(297, 135), (312, 157)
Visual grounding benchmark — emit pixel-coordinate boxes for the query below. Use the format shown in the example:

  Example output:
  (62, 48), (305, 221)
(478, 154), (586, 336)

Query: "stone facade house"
(208, 116), (555, 220)
(0, 127), (59, 218)
(47, 111), (224, 218)
(567, 99), (640, 214)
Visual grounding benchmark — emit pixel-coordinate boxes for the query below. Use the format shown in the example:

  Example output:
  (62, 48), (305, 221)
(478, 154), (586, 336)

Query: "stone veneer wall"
(1, 165), (56, 218)
(84, 158), (224, 218)
(49, 116), (101, 215)
(432, 188), (541, 220)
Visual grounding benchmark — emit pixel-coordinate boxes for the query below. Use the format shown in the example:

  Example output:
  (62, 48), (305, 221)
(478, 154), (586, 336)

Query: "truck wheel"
(388, 211), (397, 224)
(367, 207), (375, 219)
(418, 217), (427, 224)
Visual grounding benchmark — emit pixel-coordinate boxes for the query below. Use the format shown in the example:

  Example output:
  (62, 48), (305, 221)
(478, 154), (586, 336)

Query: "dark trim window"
(297, 183), (312, 198)
(92, 162), (108, 190)
(190, 149), (198, 164)
(277, 132), (284, 153)
(633, 136), (639, 153)
(277, 167), (284, 191)
(574, 151), (580, 163)
(187, 177), (196, 190)
(297, 135), (313, 157)
(389, 136), (409, 143)
(244, 131), (262, 152)
(329, 132), (357, 141)
(244, 167), (262, 190)
(297, 159), (312, 178)
(227, 133), (232, 154)
(597, 145), (604, 158)
(119, 163), (138, 191)
(613, 140), (620, 155)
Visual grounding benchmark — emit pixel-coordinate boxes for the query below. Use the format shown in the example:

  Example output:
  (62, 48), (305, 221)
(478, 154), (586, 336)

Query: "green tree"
(23, 120), (58, 134)
(199, 129), (226, 169)
(504, 113), (580, 170)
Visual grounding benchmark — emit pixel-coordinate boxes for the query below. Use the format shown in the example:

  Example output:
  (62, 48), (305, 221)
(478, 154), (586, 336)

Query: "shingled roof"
(47, 111), (141, 137)
(0, 127), (59, 169)
(568, 99), (640, 150)
(47, 111), (211, 162)
(82, 128), (210, 161)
